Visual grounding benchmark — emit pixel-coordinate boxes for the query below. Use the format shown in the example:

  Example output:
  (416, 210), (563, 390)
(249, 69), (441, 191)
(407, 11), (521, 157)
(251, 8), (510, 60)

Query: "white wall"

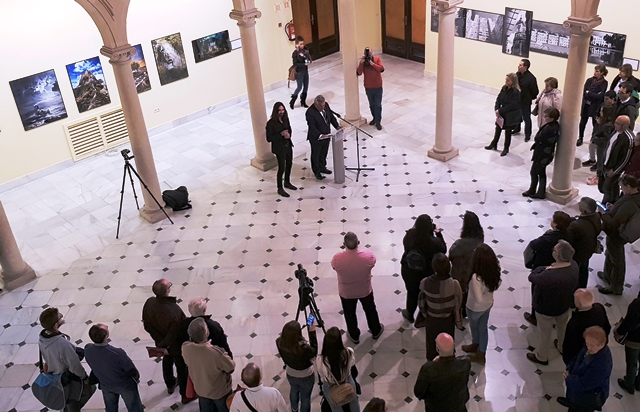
(0, 0), (294, 186)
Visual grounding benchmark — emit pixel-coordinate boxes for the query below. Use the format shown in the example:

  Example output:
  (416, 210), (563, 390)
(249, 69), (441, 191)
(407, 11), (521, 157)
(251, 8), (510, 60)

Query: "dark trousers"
(401, 268), (422, 319)
(198, 394), (230, 412)
(65, 380), (96, 412)
(624, 346), (640, 389)
(490, 125), (513, 151)
(579, 105), (597, 138)
(528, 162), (548, 195)
(602, 234), (626, 294)
(425, 313), (455, 360)
(602, 173), (621, 204)
(310, 138), (330, 175)
(275, 147), (293, 188)
(365, 87), (383, 124)
(102, 384), (144, 412)
(340, 291), (382, 341)
(514, 103), (532, 138)
(577, 261), (590, 289)
(162, 354), (189, 397)
(292, 71), (309, 98)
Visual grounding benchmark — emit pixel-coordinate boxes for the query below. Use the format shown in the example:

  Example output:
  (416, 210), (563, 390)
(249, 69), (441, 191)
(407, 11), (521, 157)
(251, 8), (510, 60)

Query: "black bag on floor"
(162, 186), (192, 211)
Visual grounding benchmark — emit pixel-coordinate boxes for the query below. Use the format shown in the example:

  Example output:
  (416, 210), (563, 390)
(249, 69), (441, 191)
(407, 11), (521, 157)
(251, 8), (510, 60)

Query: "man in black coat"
(562, 289), (610, 365)
(523, 107), (560, 199)
(414, 333), (470, 412)
(172, 297), (232, 358)
(514, 59), (539, 141)
(568, 197), (603, 288)
(142, 279), (188, 400)
(305, 95), (342, 180)
(601, 115), (634, 204)
(615, 83), (638, 130)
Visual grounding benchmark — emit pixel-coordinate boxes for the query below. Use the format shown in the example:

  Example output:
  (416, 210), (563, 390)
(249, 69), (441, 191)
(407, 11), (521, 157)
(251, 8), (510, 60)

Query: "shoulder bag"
(32, 351), (66, 410)
(613, 317), (640, 345)
(619, 208), (640, 244)
(240, 389), (259, 412)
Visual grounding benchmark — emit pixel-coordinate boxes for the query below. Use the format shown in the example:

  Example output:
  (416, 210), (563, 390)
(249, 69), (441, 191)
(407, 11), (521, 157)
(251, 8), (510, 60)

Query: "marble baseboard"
(424, 70), (501, 95)
(0, 160), (75, 194)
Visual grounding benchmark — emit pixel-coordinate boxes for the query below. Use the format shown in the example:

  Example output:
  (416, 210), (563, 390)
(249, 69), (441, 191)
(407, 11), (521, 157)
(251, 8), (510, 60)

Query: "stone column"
(0, 202), (36, 291)
(338, 0), (364, 124)
(427, 0), (463, 162)
(547, 0), (602, 205)
(230, 0), (277, 171)
(75, 0), (169, 223)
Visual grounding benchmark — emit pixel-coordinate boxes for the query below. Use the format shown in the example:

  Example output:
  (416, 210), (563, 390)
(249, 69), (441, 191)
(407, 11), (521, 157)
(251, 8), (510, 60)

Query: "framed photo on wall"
(588, 31), (627, 68)
(131, 44), (152, 93)
(464, 9), (503, 45)
(430, 6), (467, 38)
(530, 20), (570, 58)
(66, 56), (111, 113)
(151, 32), (189, 86)
(623, 57), (639, 71)
(192, 30), (232, 63)
(9, 69), (68, 131)
(501, 8), (533, 58)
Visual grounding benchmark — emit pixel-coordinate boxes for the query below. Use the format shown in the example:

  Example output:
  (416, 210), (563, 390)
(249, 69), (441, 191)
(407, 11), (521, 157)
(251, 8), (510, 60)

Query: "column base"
(428, 147), (459, 162)
(342, 116), (366, 128)
(1, 264), (37, 292)
(140, 205), (174, 224)
(546, 186), (579, 205)
(251, 155), (277, 171)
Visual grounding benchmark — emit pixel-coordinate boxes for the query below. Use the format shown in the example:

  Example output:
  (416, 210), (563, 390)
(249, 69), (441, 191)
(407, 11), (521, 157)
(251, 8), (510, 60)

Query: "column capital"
(563, 15), (602, 36)
(432, 0), (464, 14)
(100, 44), (136, 64)
(75, 0), (131, 49)
(229, 8), (262, 28)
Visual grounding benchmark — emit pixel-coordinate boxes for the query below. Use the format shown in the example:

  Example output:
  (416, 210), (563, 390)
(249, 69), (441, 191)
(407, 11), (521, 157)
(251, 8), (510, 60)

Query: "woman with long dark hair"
(462, 244), (502, 364)
(276, 320), (317, 412)
(485, 72), (521, 156)
(266, 102), (297, 198)
(449, 211), (484, 317)
(400, 214), (446, 323)
(315, 327), (360, 412)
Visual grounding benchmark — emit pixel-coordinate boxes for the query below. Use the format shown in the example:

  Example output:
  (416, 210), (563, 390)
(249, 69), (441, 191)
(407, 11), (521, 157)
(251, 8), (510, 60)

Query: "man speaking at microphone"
(305, 95), (342, 180)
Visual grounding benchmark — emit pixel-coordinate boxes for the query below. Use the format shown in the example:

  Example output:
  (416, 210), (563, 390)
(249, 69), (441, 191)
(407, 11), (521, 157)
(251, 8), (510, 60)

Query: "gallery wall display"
(530, 20), (570, 58)
(66, 56), (111, 113)
(9, 69), (68, 131)
(192, 30), (232, 63)
(464, 9), (503, 45)
(151, 32), (189, 86)
(502, 8), (533, 58)
(430, 6), (467, 38)
(588, 31), (627, 68)
(131, 44), (152, 93)
(623, 57), (639, 71)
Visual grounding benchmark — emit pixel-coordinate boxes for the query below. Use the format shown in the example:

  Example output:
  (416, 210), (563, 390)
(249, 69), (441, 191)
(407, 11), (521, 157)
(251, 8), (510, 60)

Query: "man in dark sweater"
(85, 324), (143, 412)
(527, 240), (579, 365)
(568, 197), (602, 288)
(514, 59), (539, 141)
(172, 297), (232, 358)
(601, 115), (635, 204)
(562, 289), (611, 365)
(141, 279), (188, 401)
(414, 333), (471, 412)
(615, 83), (638, 129)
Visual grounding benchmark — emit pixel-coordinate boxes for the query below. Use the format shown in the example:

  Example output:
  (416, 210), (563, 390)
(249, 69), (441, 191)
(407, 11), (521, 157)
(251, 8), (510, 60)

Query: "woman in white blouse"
(462, 244), (502, 364)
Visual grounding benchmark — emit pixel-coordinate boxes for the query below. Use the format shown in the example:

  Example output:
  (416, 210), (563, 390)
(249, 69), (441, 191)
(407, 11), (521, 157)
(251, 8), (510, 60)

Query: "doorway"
(291, 0), (340, 60)
(381, 0), (426, 63)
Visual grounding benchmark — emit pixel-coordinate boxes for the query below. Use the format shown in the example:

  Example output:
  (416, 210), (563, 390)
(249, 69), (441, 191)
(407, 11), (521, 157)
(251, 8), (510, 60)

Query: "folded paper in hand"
(146, 347), (168, 358)
(496, 116), (504, 128)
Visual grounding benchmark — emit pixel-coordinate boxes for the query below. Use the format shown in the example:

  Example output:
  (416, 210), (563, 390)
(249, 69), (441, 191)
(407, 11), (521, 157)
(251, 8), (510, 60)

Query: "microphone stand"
(331, 111), (375, 182)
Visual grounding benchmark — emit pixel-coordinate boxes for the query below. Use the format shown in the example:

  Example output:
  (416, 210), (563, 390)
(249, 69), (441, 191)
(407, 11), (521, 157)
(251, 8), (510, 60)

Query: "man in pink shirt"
(331, 232), (384, 344)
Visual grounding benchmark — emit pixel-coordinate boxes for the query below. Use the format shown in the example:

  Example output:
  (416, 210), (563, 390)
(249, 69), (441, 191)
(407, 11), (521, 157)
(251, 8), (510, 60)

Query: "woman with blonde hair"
(485, 72), (521, 156)
(533, 77), (563, 138)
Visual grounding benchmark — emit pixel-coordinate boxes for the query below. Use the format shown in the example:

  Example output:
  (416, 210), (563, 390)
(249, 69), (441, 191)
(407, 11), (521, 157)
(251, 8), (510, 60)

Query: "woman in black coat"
(578, 65), (608, 146)
(609, 63), (640, 93)
(266, 102), (297, 198)
(523, 107), (560, 199)
(485, 73), (522, 156)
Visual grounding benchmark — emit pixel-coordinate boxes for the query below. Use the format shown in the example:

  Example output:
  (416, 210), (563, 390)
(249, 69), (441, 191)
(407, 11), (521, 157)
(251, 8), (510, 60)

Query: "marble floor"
(0, 54), (639, 412)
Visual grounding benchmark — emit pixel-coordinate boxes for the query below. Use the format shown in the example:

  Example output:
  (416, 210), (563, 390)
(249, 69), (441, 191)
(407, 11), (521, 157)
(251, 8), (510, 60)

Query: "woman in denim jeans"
(462, 244), (502, 364)
(276, 320), (317, 412)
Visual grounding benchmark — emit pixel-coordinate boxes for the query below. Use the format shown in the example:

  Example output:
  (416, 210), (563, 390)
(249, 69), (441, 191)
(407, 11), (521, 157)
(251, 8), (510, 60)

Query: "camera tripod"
(294, 265), (326, 333)
(116, 149), (173, 239)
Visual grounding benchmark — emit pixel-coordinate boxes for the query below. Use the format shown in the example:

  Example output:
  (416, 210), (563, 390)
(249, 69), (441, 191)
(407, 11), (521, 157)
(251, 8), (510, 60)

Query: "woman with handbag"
(315, 327), (360, 412)
(276, 320), (318, 412)
(614, 289), (640, 394)
(485, 73), (521, 156)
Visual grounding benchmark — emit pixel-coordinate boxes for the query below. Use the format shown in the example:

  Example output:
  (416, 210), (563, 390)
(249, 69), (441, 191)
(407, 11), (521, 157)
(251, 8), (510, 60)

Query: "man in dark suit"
(615, 83), (638, 130)
(568, 197), (602, 288)
(601, 115), (634, 204)
(305, 95), (342, 180)
(514, 59), (539, 141)
(414, 333), (471, 412)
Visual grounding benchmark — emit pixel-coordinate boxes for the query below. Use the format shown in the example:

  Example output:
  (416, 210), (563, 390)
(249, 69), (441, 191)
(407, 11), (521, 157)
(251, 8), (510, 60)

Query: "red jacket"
(357, 56), (384, 89)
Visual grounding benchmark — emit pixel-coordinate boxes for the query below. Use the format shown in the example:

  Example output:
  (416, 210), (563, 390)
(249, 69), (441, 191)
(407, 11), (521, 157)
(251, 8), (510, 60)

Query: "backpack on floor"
(162, 186), (192, 211)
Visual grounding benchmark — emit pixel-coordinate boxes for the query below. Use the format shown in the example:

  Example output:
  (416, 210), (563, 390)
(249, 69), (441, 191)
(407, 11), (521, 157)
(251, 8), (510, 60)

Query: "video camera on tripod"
(295, 264), (325, 332)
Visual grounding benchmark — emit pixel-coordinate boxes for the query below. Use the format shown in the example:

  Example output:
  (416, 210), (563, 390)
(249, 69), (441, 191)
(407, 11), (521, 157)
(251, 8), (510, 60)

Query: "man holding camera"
(357, 47), (385, 130)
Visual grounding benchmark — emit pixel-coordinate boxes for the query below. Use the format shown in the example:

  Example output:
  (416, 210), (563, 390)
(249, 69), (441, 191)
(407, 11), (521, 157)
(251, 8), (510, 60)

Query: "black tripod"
(294, 264), (326, 333)
(116, 149), (173, 239)
(342, 117), (374, 182)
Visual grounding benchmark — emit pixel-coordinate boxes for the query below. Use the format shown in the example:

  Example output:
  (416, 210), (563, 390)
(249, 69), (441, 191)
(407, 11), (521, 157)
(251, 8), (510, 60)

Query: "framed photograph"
(9, 69), (68, 131)
(588, 31), (627, 68)
(151, 32), (189, 86)
(65, 56), (111, 113)
(192, 30), (232, 63)
(231, 38), (242, 50)
(530, 20), (570, 58)
(465, 9), (503, 45)
(623, 57), (639, 71)
(131, 44), (152, 93)
(430, 6), (467, 37)
(502, 8), (533, 57)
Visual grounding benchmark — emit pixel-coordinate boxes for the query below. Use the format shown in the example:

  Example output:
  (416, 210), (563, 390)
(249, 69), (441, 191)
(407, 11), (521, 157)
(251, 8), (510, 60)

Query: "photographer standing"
(357, 47), (385, 130)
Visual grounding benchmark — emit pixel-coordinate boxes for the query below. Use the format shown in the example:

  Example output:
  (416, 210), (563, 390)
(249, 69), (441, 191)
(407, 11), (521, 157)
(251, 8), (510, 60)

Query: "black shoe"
(557, 397), (570, 407)
(320, 169), (332, 175)
(369, 119), (375, 126)
(582, 159), (596, 167)
(524, 136), (531, 142)
(522, 191), (534, 197)
(315, 173), (325, 180)
(512, 129), (521, 135)
(278, 188), (290, 198)
(401, 309), (415, 323)
(301, 100), (309, 108)
(531, 192), (545, 199)
(524, 312), (537, 326)
(597, 271), (607, 282)
(167, 382), (178, 395)
(576, 137), (583, 147)
(484, 145), (497, 150)
(618, 378), (635, 394)
(590, 164), (598, 172)
(597, 285), (621, 295)
(500, 150), (509, 157)
(635, 377), (640, 391)
(289, 96), (296, 110)
(526, 352), (548, 366)
(376, 123), (382, 130)
(284, 182), (297, 190)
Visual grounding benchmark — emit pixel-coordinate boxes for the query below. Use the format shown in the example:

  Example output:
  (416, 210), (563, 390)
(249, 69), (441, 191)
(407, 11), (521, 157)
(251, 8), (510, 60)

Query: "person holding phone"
(276, 320), (318, 412)
(290, 36), (311, 109)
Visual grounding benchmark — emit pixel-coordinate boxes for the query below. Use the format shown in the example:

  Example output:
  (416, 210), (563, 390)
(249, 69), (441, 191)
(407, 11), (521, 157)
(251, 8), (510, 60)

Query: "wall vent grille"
(63, 108), (129, 161)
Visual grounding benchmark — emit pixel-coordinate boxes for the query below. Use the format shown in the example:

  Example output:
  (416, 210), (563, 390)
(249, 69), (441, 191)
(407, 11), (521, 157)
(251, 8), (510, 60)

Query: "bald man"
(414, 333), (471, 412)
(229, 363), (287, 412)
(562, 289), (611, 365)
(601, 115), (634, 204)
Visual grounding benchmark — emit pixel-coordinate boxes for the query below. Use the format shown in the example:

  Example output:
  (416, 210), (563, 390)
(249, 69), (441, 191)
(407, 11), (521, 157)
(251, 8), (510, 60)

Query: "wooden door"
(381, 0), (426, 63)
(291, 0), (340, 60)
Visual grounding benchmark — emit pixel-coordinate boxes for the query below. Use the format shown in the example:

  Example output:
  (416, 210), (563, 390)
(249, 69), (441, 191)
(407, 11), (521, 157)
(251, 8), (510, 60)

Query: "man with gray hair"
(568, 197), (602, 288)
(305, 94), (342, 180)
(172, 297), (232, 359)
(527, 240), (579, 365)
(229, 363), (287, 412)
(182, 318), (236, 412)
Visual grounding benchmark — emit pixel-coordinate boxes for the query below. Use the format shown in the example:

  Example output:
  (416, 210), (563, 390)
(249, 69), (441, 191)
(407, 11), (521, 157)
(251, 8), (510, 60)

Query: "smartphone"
(595, 201), (608, 212)
(307, 315), (314, 326)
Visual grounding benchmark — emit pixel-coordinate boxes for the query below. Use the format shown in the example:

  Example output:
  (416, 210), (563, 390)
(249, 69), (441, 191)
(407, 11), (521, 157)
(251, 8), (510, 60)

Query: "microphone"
(330, 109), (342, 118)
